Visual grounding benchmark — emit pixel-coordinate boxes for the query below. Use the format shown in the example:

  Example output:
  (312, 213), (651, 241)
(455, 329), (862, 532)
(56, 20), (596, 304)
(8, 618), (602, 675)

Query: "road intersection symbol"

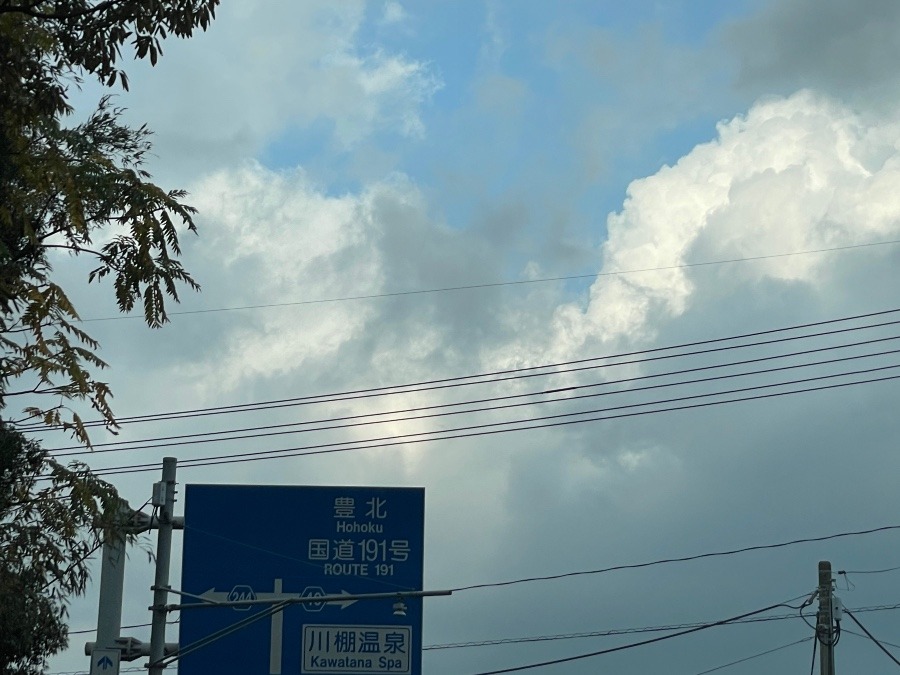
(301, 586), (326, 612)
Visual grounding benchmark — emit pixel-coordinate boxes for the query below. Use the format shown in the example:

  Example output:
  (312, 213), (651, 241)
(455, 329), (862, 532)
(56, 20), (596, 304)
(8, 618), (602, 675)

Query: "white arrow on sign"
(327, 590), (358, 610)
(199, 587), (358, 609)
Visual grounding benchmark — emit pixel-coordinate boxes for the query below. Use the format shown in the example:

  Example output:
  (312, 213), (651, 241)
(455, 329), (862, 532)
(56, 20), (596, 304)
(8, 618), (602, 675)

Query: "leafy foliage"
(0, 424), (125, 674)
(0, 0), (217, 442)
(0, 1), (218, 669)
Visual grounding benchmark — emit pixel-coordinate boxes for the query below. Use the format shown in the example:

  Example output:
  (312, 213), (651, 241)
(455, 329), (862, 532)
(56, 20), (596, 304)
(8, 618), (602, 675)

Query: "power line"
(25, 307), (900, 431)
(427, 607), (900, 652)
(844, 629), (900, 651)
(85, 373), (900, 475)
(180, 523), (900, 598)
(692, 636), (813, 675)
(55, 624), (813, 673)
(50, 519), (900, 661)
(426, 613), (804, 650)
(67, 620), (176, 636)
(78, 239), (900, 323)
(65, 524), (896, 661)
(845, 602), (900, 614)
(62, 523), (900, 646)
(434, 603), (900, 652)
(37, 499), (152, 592)
(838, 564), (900, 575)
(87, 370), (900, 476)
(48, 338), (900, 457)
(844, 609), (900, 668)
(61, 601), (900, 664)
(469, 598), (802, 675)
(451, 525), (900, 593)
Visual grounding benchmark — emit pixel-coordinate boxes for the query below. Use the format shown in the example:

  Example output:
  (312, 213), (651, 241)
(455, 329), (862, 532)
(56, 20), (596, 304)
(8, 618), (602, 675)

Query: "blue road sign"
(88, 648), (119, 675)
(179, 485), (425, 675)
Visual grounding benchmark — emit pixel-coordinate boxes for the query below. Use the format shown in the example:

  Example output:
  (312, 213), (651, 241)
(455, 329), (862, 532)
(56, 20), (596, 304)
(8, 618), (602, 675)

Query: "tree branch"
(6, 404), (65, 425)
(42, 243), (104, 257)
(0, 0), (122, 20)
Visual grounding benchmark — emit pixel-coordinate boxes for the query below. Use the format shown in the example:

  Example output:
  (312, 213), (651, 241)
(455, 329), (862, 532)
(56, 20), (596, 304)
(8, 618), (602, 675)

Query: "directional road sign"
(179, 485), (425, 675)
(89, 648), (120, 675)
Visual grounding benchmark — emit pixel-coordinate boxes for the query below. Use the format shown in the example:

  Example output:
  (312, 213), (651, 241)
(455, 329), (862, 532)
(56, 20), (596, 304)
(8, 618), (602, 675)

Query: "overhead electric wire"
(843, 609), (900, 668)
(87, 369), (900, 476)
(67, 620), (173, 636)
(39, 540), (103, 592)
(692, 637), (813, 675)
(23, 307), (900, 432)
(38, 497), (153, 591)
(78, 239), (900, 323)
(63, 601), (900, 662)
(470, 599), (803, 674)
(440, 602), (900, 655)
(48, 337), (900, 457)
(29, 616), (822, 674)
(426, 612), (804, 650)
(126, 522), (900, 605)
(450, 525), (900, 593)
(178, 522), (900, 599)
(844, 628), (900, 651)
(800, 601), (817, 632)
(844, 602), (900, 614)
(59, 530), (900, 656)
(839, 564), (900, 575)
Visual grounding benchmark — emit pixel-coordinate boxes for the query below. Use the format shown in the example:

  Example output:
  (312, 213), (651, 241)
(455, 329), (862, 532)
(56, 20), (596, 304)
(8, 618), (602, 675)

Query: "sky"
(21, 1), (900, 673)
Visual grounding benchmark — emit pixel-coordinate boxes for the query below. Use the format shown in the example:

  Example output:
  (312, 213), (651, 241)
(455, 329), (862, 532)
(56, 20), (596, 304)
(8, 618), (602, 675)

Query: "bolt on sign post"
(178, 485), (425, 675)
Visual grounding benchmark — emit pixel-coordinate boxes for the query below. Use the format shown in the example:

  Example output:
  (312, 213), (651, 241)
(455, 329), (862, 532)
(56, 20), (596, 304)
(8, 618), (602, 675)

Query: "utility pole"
(95, 507), (127, 651)
(817, 560), (836, 675)
(149, 457), (177, 675)
(86, 465), (182, 671)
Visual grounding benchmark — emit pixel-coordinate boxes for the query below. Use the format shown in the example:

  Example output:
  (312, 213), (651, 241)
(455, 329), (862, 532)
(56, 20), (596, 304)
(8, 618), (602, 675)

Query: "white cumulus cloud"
(544, 90), (900, 358)
(184, 163), (391, 392)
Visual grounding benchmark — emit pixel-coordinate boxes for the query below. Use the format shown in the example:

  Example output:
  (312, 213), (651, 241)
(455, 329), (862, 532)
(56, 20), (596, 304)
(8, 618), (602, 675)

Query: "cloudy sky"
(29, 1), (900, 673)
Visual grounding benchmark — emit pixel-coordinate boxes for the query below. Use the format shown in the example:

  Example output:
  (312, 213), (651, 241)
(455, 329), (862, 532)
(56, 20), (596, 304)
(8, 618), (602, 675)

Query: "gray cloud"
(39, 4), (900, 674)
(725, 0), (900, 107)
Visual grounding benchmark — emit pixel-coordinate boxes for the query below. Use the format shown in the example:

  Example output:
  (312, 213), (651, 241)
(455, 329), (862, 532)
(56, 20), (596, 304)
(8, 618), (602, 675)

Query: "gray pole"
(149, 457), (177, 675)
(817, 560), (836, 675)
(95, 516), (126, 650)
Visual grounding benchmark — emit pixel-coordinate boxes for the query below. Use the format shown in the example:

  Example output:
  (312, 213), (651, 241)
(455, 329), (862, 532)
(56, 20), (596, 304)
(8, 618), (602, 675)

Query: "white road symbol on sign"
(227, 585), (255, 611)
(200, 586), (358, 610)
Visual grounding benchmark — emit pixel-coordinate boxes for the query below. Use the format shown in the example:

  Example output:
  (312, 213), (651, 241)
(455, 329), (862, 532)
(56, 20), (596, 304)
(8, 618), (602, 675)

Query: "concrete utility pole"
(95, 508), (127, 651)
(817, 560), (836, 675)
(86, 492), (182, 669)
(149, 457), (178, 675)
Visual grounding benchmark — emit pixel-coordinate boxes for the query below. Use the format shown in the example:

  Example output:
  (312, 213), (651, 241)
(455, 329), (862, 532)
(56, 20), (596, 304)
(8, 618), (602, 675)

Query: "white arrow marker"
(200, 588), (229, 603)
(199, 587), (354, 608)
(328, 590), (358, 610)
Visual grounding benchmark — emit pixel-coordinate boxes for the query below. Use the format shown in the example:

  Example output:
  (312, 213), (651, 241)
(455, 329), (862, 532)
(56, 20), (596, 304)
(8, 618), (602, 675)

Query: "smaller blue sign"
(89, 648), (120, 675)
